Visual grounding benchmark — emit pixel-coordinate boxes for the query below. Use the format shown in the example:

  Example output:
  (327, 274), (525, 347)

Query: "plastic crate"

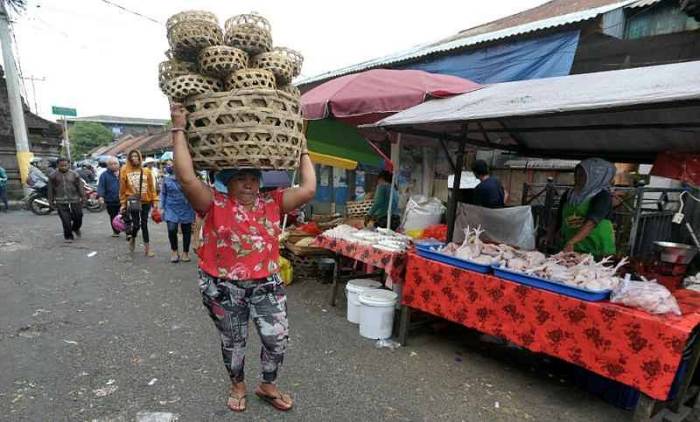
(492, 265), (611, 302)
(415, 244), (492, 274)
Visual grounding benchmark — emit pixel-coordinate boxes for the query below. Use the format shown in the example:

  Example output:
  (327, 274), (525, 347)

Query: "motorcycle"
(83, 181), (105, 213)
(25, 181), (105, 215)
(25, 186), (52, 215)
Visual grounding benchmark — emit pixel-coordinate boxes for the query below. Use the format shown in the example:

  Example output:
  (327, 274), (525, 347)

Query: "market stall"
(366, 61), (700, 420)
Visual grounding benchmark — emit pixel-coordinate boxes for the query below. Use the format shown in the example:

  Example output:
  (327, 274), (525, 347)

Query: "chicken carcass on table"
(436, 226), (627, 291)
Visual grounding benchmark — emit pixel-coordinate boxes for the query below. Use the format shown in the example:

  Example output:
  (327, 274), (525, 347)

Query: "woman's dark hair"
(471, 160), (489, 177)
(378, 170), (393, 183)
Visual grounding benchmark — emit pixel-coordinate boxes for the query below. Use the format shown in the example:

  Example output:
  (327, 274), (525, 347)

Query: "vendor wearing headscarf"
(558, 158), (617, 257)
(170, 103), (316, 413)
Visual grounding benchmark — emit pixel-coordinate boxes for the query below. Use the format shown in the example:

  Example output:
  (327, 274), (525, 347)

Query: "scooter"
(83, 181), (105, 213)
(25, 186), (52, 215)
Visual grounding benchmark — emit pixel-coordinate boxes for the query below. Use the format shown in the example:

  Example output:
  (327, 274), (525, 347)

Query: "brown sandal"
(227, 385), (247, 412)
(255, 386), (293, 411)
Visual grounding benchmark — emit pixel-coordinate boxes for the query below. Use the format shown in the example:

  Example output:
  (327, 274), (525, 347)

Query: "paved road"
(1, 210), (632, 421)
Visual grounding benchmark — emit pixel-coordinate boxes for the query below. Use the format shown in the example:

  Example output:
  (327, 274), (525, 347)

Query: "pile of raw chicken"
(438, 226), (627, 291)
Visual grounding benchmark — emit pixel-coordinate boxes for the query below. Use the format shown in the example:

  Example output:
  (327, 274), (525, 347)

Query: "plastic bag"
(296, 221), (321, 236)
(455, 204), (535, 250)
(421, 224), (447, 242)
(401, 195), (446, 231)
(610, 277), (682, 316)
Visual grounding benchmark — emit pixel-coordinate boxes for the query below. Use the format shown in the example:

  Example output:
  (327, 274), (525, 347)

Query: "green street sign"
(51, 106), (77, 117)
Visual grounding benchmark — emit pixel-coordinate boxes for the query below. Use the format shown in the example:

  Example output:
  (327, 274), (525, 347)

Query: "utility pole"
(0, 2), (31, 184)
(22, 75), (44, 114)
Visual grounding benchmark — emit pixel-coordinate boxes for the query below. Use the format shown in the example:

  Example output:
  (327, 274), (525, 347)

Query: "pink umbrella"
(302, 69), (481, 125)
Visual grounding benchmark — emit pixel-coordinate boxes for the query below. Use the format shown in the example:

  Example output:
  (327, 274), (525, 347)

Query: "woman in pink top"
(170, 103), (316, 412)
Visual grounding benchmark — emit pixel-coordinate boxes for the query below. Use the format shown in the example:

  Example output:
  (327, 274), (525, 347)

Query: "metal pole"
(63, 116), (71, 161)
(446, 130), (467, 243)
(387, 134), (401, 230)
(0, 3), (31, 183)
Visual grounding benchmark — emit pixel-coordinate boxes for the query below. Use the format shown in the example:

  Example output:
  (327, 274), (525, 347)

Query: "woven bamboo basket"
(163, 74), (224, 100)
(168, 20), (223, 60)
(198, 46), (248, 77)
(224, 14), (272, 56)
(250, 51), (295, 85)
(184, 89), (304, 170)
(158, 59), (198, 92)
(166, 10), (218, 31)
(272, 47), (304, 77)
(225, 69), (276, 91)
(281, 250), (319, 279)
(346, 199), (374, 217)
(278, 84), (301, 98)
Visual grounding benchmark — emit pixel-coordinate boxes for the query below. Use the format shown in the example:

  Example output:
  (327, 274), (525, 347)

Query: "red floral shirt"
(197, 190), (284, 281)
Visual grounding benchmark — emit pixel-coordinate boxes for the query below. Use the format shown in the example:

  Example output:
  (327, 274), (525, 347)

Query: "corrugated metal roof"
(626, 0), (663, 8)
(297, 0), (636, 86)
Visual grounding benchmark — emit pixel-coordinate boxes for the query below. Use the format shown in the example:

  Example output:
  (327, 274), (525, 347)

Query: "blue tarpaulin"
(402, 31), (580, 84)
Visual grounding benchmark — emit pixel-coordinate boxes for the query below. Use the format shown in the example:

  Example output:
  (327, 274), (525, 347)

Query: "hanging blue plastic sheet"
(403, 30), (580, 84)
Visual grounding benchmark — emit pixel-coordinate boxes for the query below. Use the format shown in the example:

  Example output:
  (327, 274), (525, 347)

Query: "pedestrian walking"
(97, 157), (121, 237)
(170, 103), (316, 412)
(48, 158), (85, 243)
(159, 161), (195, 263)
(0, 164), (8, 212)
(119, 150), (159, 256)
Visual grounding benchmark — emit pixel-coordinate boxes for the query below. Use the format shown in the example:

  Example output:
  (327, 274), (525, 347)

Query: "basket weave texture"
(251, 51), (295, 85)
(346, 199), (374, 217)
(225, 69), (276, 91)
(168, 20), (223, 60)
(198, 46), (248, 77)
(158, 59), (198, 91)
(272, 47), (304, 77)
(166, 10), (218, 30)
(278, 84), (301, 98)
(184, 89), (304, 170)
(224, 14), (272, 55)
(163, 74), (223, 100)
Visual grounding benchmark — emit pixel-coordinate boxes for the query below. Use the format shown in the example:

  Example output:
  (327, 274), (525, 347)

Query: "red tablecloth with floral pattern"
(403, 253), (700, 400)
(314, 236), (407, 285)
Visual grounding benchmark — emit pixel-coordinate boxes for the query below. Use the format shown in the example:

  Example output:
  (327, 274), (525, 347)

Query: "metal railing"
(522, 180), (685, 257)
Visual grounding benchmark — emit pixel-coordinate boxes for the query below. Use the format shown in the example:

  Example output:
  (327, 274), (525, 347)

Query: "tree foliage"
(68, 122), (113, 158)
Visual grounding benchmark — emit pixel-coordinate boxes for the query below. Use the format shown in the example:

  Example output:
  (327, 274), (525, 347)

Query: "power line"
(99, 0), (161, 25)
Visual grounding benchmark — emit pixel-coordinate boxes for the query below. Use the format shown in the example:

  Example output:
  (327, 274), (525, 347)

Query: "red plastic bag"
(151, 208), (163, 224)
(421, 224), (447, 242)
(296, 221), (321, 235)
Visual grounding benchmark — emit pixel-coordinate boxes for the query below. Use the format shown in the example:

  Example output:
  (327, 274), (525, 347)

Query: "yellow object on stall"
(406, 229), (424, 239)
(308, 151), (358, 170)
(279, 256), (293, 285)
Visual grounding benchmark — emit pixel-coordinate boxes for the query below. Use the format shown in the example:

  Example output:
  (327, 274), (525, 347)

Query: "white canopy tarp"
(369, 61), (700, 162)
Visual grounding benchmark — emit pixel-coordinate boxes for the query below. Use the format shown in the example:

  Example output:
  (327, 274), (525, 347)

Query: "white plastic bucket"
(358, 289), (398, 339)
(345, 279), (382, 324)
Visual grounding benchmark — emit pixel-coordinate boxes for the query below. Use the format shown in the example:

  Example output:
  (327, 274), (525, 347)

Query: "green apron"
(561, 198), (616, 257)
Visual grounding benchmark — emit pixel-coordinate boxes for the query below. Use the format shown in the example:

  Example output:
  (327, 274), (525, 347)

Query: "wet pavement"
(1, 210), (634, 421)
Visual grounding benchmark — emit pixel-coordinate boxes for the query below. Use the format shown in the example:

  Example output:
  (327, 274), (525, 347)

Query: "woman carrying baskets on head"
(170, 103), (316, 413)
(119, 150), (159, 256)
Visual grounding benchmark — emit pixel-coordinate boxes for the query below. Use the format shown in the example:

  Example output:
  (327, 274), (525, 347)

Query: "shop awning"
(369, 61), (700, 163)
(309, 151), (357, 170)
(306, 119), (383, 168)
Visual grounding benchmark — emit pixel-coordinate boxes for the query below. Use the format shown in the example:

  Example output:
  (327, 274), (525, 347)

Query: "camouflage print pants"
(198, 270), (289, 384)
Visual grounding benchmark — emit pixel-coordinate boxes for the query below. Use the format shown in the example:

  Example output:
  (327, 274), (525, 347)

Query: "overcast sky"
(9, 0), (545, 122)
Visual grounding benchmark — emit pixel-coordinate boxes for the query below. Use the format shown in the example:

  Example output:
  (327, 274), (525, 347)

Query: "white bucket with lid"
(358, 289), (398, 339)
(345, 279), (382, 324)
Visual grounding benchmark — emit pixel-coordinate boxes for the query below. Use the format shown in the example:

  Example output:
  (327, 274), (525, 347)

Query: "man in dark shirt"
(471, 160), (505, 208)
(48, 157), (85, 242)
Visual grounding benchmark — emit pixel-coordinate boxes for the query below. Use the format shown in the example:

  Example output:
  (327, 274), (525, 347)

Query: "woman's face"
(228, 174), (260, 206)
(129, 152), (141, 166)
(574, 166), (587, 191)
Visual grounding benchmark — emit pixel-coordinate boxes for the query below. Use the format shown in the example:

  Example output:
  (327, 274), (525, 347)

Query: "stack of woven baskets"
(159, 11), (305, 170)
